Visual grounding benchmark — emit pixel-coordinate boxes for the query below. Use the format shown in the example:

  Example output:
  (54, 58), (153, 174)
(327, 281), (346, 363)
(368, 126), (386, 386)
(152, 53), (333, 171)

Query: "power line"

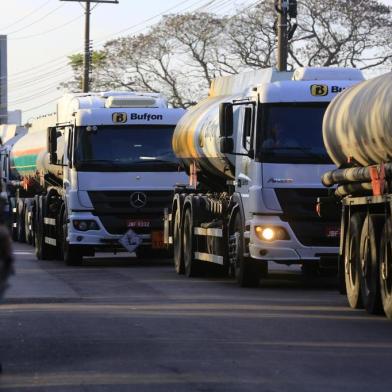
(7, 0), (258, 116)
(3, 0), (207, 81)
(22, 96), (63, 114)
(0, 0), (53, 31)
(9, 15), (83, 41)
(5, 4), (65, 35)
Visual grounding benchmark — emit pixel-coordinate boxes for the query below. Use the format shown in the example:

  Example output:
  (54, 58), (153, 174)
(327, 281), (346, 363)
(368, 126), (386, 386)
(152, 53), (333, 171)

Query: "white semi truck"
(320, 72), (392, 319)
(164, 67), (364, 286)
(3, 92), (186, 265)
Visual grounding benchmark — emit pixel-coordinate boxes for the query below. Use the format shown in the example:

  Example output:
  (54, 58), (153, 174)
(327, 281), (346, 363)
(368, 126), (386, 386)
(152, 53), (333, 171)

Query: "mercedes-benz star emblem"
(130, 192), (147, 208)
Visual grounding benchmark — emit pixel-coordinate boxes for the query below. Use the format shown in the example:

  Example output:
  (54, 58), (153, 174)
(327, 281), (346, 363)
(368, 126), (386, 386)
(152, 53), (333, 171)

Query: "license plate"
(326, 227), (340, 238)
(127, 220), (150, 228)
(151, 231), (165, 249)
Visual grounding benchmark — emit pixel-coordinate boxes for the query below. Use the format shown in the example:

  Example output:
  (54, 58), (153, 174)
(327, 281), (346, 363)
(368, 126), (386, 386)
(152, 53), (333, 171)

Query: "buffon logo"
(310, 84), (328, 96)
(130, 113), (163, 121)
(112, 112), (127, 123)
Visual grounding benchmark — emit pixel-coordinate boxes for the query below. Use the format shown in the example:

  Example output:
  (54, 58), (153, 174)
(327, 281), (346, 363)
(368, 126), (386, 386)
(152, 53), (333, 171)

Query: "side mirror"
(220, 137), (234, 154)
(48, 127), (58, 165)
(219, 102), (233, 137)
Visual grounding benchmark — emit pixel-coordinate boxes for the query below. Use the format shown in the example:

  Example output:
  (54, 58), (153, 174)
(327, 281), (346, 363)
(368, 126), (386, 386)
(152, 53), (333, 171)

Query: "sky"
(0, 0), (391, 122)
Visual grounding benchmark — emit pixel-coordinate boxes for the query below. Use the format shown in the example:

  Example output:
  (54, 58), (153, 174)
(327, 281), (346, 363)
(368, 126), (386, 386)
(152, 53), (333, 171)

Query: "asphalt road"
(1, 242), (392, 391)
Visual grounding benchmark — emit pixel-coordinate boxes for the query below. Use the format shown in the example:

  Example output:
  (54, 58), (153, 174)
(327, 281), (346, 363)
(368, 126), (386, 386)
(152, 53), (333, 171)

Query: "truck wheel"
(183, 207), (201, 277)
(9, 197), (18, 241)
(359, 214), (383, 314)
(231, 212), (261, 288)
(380, 218), (392, 319)
(173, 206), (184, 274)
(16, 199), (25, 242)
(344, 212), (365, 309)
(35, 196), (54, 260)
(62, 213), (83, 266)
(24, 199), (33, 245)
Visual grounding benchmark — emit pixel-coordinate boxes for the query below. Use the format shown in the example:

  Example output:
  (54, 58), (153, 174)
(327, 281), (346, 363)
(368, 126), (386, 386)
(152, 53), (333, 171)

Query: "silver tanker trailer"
(164, 66), (364, 287)
(321, 72), (392, 318)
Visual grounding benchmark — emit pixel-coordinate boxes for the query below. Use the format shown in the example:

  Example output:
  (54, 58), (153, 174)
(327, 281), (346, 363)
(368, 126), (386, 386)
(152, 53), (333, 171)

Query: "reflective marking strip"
(12, 223), (17, 228)
(12, 208), (16, 213)
(28, 225), (32, 230)
(194, 227), (223, 238)
(44, 237), (56, 246)
(44, 218), (56, 226)
(168, 236), (173, 244)
(194, 252), (223, 265)
(168, 213), (172, 222)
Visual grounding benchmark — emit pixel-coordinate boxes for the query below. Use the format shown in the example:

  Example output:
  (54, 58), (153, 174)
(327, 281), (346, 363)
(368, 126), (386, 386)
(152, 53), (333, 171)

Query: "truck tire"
(183, 207), (201, 277)
(380, 218), (392, 319)
(173, 205), (184, 274)
(61, 211), (83, 266)
(359, 214), (383, 314)
(16, 199), (25, 243)
(344, 212), (365, 309)
(24, 199), (33, 245)
(231, 212), (261, 288)
(9, 197), (18, 241)
(35, 196), (54, 260)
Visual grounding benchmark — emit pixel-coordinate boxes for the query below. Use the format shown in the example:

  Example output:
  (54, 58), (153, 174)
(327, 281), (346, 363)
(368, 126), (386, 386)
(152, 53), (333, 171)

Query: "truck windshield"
(257, 103), (331, 164)
(74, 125), (180, 171)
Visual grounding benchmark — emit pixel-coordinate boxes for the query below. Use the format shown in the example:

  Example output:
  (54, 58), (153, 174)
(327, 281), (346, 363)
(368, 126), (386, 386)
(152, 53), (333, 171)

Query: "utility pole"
(275, 0), (297, 72)
(60, 0), (119, 92)
(0, 35), (7, 125)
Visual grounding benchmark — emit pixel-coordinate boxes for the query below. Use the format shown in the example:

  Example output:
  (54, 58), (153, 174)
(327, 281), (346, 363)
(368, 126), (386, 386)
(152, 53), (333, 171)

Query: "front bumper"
(247, 215), (338, 264)
(67, 212), (154, 248)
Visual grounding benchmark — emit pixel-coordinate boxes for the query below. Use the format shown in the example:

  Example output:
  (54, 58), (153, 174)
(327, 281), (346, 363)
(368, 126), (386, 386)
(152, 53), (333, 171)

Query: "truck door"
(235, 103), (255, 220)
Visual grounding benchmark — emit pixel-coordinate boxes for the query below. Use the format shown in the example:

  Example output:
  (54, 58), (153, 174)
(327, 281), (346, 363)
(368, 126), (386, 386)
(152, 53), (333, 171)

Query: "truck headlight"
(73, 220), (99, 231)
(255, 226), (289, 241)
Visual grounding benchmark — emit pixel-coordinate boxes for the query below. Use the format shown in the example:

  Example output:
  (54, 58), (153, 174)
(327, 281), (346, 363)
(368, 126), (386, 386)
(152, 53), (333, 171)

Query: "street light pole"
(60, 0), (119, 92)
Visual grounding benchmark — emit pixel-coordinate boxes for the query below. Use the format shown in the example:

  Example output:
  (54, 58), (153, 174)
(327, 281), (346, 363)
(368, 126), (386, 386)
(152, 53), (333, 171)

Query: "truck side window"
(56, 129), (65, 165)
(242, 107), (253, 151)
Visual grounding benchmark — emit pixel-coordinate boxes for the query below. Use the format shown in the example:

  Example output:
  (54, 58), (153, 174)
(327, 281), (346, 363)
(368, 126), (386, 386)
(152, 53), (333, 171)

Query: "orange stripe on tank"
(12, 147), (45, 157)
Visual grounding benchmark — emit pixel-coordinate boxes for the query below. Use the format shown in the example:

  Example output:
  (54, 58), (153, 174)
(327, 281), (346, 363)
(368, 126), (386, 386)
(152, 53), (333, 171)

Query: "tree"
(61, 50), (108, 91)
(227, 0), (276, 70)
(291, 0), (392, 69)
(62, 1), (392, 106)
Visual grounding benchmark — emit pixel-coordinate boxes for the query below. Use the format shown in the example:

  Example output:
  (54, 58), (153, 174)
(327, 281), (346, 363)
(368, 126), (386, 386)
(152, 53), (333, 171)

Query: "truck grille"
(274, 188), (339, 247)
(88, 190), (173, 235)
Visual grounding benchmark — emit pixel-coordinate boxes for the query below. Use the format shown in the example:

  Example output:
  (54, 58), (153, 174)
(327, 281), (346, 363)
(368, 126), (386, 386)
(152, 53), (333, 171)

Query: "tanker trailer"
(0, 123), (28, 239)
(8, 117), (55, 246)
(164, 66), (364, 287)
(320, 72), (392, 318)
(8, 92), (187, 265)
